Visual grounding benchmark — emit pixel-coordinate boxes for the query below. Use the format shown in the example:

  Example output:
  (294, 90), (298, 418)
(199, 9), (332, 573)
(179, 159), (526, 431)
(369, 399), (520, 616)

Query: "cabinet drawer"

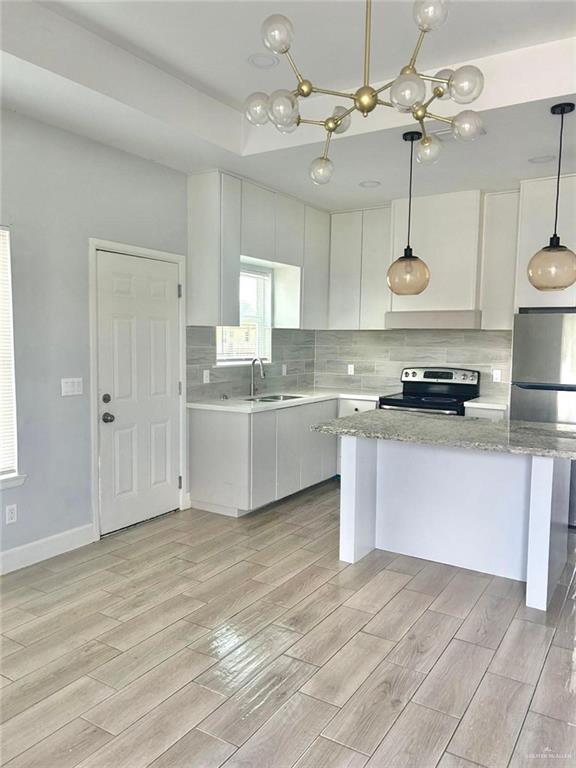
(338, 399), (377, 417)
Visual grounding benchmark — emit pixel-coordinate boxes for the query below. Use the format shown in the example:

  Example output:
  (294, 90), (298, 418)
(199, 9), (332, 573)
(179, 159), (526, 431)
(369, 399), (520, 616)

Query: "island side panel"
(339, 436), (378, 563)
(526, 456), (570, 610)
(374, 440), (532, 581)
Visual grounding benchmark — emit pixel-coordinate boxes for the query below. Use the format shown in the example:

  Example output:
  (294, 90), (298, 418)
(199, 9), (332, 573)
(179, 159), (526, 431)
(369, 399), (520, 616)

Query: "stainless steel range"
(378, 367), (481, 416)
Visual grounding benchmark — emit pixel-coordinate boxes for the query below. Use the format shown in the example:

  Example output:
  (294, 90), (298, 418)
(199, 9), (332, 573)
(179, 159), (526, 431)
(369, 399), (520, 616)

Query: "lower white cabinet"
(189, 400), (338, 516)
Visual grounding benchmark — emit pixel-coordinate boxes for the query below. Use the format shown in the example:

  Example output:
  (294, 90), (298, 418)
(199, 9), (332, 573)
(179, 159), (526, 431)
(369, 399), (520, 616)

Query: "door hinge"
(178, 475), (182, 490)
(177, 283), (182, 298)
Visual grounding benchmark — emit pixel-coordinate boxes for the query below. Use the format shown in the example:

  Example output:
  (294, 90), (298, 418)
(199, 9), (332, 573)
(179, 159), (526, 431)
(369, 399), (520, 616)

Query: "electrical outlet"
(5, 504), (17, 525)
(203, 369), (210, 384)
(61, 378), (83, 396)
(492, 369), (502, 383)
(282, 364), (287, 376)
(347, 364), (355, 376)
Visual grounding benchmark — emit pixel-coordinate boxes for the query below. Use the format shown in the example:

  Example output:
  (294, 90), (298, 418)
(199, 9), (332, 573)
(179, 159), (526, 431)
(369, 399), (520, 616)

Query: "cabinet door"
(276, 407), (301, 499)
(299, 401), (338, 489)
(480, 191), (518, 330)
(515, 176), (576, 309)
(361, 208), (391, 329)
(329, 212), (362, 329)
(241, 181), (276, 262)
(276, 194), (305, 266)
(220, 173), (241, 326)
(187, 172), (221, 326)
(390, 190), (481, 312)
(302, 207), (330, 330)
(251, 411), (277, 509)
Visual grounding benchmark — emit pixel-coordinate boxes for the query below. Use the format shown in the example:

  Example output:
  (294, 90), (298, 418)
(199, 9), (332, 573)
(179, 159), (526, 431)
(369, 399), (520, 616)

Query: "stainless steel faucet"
(250, 357), (266, 397)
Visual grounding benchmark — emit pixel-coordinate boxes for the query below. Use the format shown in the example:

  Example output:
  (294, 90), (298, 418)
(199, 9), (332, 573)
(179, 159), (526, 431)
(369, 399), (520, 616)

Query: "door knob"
(102, 412), (115, 423)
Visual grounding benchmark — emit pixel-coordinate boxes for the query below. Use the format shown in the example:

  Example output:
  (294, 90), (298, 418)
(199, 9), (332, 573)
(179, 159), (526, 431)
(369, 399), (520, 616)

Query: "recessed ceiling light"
(247, 53), (279, 69)
(528, 154), (556, 164)
(359, 180), (381, 189)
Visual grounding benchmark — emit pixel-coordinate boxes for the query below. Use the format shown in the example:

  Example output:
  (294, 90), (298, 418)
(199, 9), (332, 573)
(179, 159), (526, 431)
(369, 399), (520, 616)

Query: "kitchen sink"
(244, 394), (305, 402)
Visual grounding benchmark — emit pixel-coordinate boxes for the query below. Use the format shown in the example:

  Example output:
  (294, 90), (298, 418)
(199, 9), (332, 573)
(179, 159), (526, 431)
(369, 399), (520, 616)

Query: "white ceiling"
(48, 0), (576, 109)
(2, 1), (576, 209)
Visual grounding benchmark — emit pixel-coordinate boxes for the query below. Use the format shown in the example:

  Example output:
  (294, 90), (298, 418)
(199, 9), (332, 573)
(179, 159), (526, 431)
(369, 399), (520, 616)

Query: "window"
(217, 268), (272, 363)
(0, 227), (20, 484)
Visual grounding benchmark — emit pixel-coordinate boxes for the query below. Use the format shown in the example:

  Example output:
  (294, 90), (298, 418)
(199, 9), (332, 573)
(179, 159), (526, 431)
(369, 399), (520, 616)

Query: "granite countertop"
(312, 408), (576, 460)
(186, 390), (380, 413)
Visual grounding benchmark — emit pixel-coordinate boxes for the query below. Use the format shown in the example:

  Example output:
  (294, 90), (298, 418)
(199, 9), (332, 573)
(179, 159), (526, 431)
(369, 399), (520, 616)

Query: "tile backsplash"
(187, 327), (512, 402)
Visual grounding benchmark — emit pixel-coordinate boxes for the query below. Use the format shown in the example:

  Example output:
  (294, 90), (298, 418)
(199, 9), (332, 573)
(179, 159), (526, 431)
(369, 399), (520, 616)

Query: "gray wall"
(1, 111), (187, 551)
(187, 327), (512, 402)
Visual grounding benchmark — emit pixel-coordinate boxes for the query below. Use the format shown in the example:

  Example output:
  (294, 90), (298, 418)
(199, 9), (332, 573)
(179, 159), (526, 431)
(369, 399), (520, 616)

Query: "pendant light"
(527, 102), (576, 291)
(387, 131), (430, 295)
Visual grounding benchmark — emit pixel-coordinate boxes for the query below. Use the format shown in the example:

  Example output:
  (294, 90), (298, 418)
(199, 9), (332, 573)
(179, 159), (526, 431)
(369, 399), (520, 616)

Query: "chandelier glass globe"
(452, 110), (484, 140)
(449, 65), (484, 104)
(332, 106), (352, 134)
(416, 135), (442, 164)
(434, 69), (453, 100)
(244, 92), (270, 126)
(268, 89), (298, 127)
(528, 239), (576, 291)
(413, 0), (448, 31)
(391, 74), (426, 112)
(387, 249), (430, 295)
(309, 157), (334, 185)
(261, 14), (294, 54)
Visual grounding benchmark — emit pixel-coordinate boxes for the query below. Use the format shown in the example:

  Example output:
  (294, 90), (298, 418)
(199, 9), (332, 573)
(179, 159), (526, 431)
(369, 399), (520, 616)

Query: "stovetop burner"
(378, 367), (481, 416)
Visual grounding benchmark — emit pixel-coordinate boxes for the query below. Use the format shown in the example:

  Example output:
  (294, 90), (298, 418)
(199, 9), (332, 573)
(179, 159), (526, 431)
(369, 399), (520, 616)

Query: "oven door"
(378, 404), (461, 416)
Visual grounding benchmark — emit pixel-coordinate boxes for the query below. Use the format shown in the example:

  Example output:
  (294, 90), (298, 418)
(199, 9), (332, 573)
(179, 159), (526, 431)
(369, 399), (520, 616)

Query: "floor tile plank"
(147, 729), (236, 768)
(386, 610), (462, 674)
(293, 737), (368, 768)
(363, 589), (433, 642)
(276, 583), (355, 634)
(488, 619), (554, 685)
(509, 711), (576, 768)
(344, 570), (412, 614)
(455, 592), (519, 650)
(286, 606), (370, 666)
(530, 644), (576, 724)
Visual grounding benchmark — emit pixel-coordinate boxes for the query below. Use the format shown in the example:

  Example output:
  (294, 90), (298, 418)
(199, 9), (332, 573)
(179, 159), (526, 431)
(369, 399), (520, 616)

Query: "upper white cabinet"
(480, 191), (519, 330)
(302, 206), (330, 330)
(515, 175), (576, 309)
(276, 194), (305, 267)
(390, 190), (482, 312)
(361, 208), (391, 329)
(187, 171), (240, 327)
(241, 181), (276, 263)
(329, 211), (363, 329)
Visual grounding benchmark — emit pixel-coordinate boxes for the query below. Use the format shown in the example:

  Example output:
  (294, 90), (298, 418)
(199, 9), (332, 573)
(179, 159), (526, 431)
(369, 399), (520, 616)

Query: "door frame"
(88, 238), (188, 540)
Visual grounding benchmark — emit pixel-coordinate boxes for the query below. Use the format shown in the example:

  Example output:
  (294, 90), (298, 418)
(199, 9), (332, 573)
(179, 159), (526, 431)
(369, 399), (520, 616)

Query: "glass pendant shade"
(452, 110), (483, 140)
(416, 135), (442, 164)
(449, 65), (484, 104)
(387, 247), (430, 295)
(261, 14), (294, 54)
(332, 106), (352, 134)
(309, 156), (334, 185)
(390, 74), (426, 112)
(268, 89), (298, 127)
(244, 92), (270, 125)
(527, 237), (576, 291)
(413, 0), (448, 31)
(434, 69), (453, 100)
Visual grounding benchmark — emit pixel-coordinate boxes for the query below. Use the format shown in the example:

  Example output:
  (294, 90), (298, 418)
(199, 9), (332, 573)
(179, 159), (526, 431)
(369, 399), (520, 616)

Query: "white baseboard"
(188, 498), (250, 518)
(0, 524), (97, 574)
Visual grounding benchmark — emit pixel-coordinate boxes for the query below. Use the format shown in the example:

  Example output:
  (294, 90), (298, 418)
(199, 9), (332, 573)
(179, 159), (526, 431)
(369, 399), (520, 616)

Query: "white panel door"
(329, 212), (362, 329)
(97, 250), (180, 534)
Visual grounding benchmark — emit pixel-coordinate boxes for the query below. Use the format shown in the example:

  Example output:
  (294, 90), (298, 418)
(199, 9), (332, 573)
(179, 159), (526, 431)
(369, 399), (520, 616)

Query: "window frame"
(216, 265), (274, 366)
(0, 226), (25, 489)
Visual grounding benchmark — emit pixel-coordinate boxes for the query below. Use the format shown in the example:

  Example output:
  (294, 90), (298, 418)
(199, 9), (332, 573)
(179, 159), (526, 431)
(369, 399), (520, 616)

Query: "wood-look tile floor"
(1, 480), (575, 768)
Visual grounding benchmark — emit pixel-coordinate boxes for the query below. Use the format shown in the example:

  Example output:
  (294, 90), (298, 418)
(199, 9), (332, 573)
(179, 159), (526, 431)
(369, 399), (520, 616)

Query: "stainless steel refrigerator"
(511, 308), (576, 525)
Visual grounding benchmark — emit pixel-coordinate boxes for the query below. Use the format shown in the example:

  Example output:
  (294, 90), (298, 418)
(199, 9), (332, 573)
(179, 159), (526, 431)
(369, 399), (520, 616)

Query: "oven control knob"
(461, 374), (468, 380)
(411, 371), (417, 377)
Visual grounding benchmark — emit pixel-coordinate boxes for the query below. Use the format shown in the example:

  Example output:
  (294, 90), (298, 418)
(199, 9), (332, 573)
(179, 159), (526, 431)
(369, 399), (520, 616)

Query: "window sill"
(216, 361), (270, 368)
(0, 473), (27, 490)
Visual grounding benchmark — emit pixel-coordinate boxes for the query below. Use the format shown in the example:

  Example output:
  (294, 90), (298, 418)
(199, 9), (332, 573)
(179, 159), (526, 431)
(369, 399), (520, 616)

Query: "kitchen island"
(313, 410), (576, 609)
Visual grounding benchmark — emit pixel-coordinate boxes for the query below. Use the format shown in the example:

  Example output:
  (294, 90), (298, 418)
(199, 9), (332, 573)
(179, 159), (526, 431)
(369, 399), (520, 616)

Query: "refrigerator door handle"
(512, 382), (576, 392)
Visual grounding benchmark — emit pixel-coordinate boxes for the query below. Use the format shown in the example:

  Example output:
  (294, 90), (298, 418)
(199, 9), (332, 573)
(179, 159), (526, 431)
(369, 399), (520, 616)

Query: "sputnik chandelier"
(244, 0), (485, 184)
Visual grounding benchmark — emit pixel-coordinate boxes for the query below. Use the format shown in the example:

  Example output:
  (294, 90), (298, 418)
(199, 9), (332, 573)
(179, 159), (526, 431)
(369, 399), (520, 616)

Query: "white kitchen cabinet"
(361, 207), (391, 329)
(187, 171), (241, 326)
(515, 175), (576, 309)
(300, 401), (338, 487)
(302, 206), (330, 330)
(329, 211), (363, 329)
(276, 407), (302, 499)
(251, 410), (277, 508)
(480, 191), (519, 330)
(241, 180), (276, 262)
(276, 194), (305, 267)
(390, 190), (481, 312)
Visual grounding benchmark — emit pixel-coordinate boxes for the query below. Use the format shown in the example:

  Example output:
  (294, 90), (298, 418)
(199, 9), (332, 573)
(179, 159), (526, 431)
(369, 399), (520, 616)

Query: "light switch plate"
(61, 378), (83, 396)
(347, 364), (355, 376)
(492, 369), (502, 383)
(203, 369), (210, 384)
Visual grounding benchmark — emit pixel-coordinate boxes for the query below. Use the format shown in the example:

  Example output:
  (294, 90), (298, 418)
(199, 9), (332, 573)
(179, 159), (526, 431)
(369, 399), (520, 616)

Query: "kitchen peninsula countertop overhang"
(312, 408), (576, 461)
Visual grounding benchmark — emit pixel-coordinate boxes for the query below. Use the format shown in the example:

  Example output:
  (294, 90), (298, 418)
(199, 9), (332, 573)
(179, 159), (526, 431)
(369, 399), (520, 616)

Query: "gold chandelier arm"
(312, 86), (356, 100)
(375, 80), (395, 96)
(364, 0), (372, 86)
(298, 118), (326, 126)
(408, 30), (427, 68)
(285, 51), (304, 83)
(333, 103), (357, 123)
(377, 98), (394, 108)
(418, 119), (427, 138)
(322, 131), (332, 159)
(419, 73), (450, 84)
(425, 111), (453, 125)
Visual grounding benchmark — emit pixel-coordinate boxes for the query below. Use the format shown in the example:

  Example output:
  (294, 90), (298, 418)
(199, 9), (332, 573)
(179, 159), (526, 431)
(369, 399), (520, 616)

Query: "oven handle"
(378, 404), (459, 416)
